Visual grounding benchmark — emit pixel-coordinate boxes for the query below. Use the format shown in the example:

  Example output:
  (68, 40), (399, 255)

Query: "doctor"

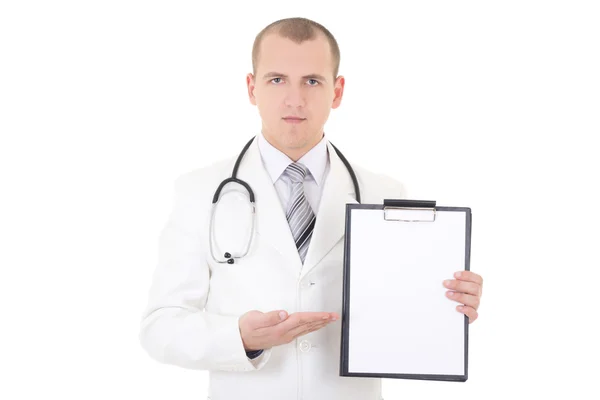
(139, 17), (484, 400)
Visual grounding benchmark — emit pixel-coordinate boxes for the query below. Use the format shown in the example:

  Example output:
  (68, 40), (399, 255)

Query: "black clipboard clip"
(383, 199), (437, 222)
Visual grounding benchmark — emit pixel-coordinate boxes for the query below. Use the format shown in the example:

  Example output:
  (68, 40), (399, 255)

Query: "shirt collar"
(257, 130), (329, 186)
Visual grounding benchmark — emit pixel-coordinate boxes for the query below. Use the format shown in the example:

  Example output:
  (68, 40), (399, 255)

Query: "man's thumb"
(264, 310), (287, 325)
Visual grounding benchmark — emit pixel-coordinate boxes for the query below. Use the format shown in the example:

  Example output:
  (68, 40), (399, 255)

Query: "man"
(139, 17), (483, 400)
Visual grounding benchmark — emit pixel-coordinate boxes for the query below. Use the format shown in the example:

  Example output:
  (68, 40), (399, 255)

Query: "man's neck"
(262, 132), (324, 162)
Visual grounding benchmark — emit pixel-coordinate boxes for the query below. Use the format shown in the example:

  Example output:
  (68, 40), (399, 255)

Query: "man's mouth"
(283, 117), (306, 124)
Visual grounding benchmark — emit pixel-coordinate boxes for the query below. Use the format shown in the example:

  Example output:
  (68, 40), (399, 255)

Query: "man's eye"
(271, 78), (282, 84)
(308, 79), (319, 86)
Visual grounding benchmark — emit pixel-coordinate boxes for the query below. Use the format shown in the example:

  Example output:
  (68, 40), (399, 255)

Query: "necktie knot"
(285, 162), (308, 184)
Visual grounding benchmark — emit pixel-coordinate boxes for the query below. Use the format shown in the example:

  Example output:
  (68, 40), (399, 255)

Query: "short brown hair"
(252, 17), (341, 81)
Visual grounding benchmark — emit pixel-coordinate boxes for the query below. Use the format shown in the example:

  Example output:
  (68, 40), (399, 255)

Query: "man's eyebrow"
(262, 72), (328, 82)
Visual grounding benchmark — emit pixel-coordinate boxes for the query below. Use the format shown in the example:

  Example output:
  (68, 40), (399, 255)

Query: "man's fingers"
(286, 320), (329, 340)
(280, 312), (332, 330)
(272, 317), (317, 338)
(455, 270), (483, 286)
(446, 291), (480, 310)
(443, 279), (481, 297)
(457, 305), (479, 324)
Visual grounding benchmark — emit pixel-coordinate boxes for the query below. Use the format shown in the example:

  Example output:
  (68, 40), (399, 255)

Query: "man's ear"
(246, 73), (257, 106)
(331, 75), (345, 109)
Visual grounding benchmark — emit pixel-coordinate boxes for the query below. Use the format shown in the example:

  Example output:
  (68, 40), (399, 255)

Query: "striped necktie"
(284, 162), (316, 263)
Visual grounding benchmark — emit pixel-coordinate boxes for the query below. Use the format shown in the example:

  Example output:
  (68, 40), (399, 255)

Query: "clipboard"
(339, 199), (472, 382)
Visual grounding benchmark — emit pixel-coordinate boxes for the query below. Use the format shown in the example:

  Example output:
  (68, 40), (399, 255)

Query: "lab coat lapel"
(301, 141), (358, 279)
(236, 137), (304, 274)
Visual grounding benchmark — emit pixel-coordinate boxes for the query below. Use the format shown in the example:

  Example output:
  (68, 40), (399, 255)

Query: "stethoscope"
(209, 135), (361, 264)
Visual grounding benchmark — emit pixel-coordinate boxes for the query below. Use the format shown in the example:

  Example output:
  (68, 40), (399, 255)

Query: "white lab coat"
(139, 138), (407, 400)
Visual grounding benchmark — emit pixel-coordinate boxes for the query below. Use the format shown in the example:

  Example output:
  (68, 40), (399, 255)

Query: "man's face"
(247, 33), (345, 160)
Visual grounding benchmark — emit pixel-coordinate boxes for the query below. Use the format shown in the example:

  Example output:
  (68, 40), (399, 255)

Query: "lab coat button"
(299, 340), (311, 352)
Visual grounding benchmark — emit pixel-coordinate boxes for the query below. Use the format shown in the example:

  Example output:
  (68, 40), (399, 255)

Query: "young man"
(139, 17), (483, 400)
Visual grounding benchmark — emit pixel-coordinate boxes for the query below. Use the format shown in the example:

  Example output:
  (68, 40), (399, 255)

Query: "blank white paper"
(347, 208), (467, 376)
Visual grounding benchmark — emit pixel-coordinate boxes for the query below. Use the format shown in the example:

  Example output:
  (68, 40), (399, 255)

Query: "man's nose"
(284, 86), (306, 107)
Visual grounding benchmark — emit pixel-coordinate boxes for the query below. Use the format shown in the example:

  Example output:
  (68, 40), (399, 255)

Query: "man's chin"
(284, 138), (311, 151)
(263, 128), (319, 153)
(277, 130), (307, 146)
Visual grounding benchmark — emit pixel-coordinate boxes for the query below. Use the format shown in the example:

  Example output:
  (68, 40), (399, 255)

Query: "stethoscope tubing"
(209, 135), (360, 264)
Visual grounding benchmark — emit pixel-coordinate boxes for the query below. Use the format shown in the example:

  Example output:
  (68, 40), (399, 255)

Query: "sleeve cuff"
(246, 349), (264, 359)
(202, 313), (271, 371)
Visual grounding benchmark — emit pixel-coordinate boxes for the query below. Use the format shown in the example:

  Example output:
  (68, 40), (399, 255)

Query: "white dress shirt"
(257, 130), (330, 215)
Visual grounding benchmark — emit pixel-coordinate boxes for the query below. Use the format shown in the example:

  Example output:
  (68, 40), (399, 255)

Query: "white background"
(1, 1), (599, 399)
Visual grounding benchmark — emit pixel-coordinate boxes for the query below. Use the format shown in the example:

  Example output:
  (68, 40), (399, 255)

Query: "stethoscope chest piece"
(209, 183), (256, 264)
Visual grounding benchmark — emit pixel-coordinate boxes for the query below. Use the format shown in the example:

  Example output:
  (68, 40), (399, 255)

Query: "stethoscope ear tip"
(224, 252), (232, 259)
(227, 258), (234, 264)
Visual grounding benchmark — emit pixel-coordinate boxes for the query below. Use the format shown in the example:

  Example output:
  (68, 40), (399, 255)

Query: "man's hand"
(443, 270), (483, 324)
(239, 310), (339, 351)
